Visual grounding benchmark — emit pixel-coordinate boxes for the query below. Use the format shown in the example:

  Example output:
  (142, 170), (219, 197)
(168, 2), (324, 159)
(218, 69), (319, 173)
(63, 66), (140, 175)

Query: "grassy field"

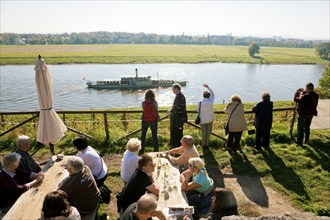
(0, 101), (329, 219)
(0, 44), (327, 65)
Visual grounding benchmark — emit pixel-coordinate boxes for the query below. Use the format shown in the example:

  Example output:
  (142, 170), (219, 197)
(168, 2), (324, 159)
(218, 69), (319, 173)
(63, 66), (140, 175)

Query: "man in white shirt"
(73, 135), (108, 186)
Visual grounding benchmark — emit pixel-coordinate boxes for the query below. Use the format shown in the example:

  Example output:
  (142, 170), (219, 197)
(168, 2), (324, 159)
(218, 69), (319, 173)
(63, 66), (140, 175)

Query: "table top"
(3, 156), (70, 220)
(150, 153), (193, 219)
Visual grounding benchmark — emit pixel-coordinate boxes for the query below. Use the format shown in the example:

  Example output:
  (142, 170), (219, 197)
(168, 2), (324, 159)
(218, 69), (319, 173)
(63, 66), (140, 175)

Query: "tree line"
(0, 31), (328, 48)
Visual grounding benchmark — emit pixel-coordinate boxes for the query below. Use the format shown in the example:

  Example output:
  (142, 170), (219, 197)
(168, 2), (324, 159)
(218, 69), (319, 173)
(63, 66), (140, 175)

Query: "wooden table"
(150, 153), (193, 219)
(3, 156), (70, 220)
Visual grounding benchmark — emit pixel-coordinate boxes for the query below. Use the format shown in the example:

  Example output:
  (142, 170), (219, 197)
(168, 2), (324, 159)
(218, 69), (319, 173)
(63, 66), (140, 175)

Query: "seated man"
(59, 156), (100, 220)
(121, 194), (165, 220)
(0, 153), (44, 213)
(166, 135), (200, 171)
(14, 135), (42, 184)
(120, 154), (159, 213)
(73, 135), (108, 187)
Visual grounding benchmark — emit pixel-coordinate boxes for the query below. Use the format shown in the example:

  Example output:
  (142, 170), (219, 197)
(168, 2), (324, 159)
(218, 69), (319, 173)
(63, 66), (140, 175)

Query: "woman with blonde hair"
(224, 94), (247, 151)
(180, 157), (214, 218)
(120, 138), (141, 183)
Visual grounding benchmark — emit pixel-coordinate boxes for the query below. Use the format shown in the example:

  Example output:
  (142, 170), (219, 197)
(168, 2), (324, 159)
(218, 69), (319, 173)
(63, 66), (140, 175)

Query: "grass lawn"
(0, 44), (327, 65)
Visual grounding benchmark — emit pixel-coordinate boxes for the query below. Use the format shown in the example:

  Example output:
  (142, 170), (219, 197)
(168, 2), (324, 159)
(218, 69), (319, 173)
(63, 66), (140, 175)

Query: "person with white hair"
(0, 152), (44, 213)
(166, 135), (200, 171)
(121, 194), (166, 220)
(14, 135), (42, 184)
(121, 138), (141, 183)
(180, 157), (214, 218)
(59, 156), (100, 220)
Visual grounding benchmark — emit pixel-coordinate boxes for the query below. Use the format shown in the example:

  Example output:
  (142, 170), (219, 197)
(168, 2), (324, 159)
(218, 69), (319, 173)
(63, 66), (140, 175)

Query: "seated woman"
(180, 157), (214, 218)
(120, 138), (141, 183)
(40, 190), (81, 220)
(0, 152), (44, 213)
(58, 156), (100, 220)
(207, 188), (238, 220)
(166, 135), (199, 172)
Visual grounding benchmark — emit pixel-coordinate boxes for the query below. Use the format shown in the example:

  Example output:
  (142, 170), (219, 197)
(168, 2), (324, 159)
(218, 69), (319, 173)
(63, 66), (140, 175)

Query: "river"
(0, 63), (325, 112)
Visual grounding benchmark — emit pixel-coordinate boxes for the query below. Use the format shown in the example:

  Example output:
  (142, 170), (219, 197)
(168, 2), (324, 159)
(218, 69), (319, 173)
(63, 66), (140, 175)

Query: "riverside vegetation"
(0, 44), (328, 65)
(0, 101), (329, 219)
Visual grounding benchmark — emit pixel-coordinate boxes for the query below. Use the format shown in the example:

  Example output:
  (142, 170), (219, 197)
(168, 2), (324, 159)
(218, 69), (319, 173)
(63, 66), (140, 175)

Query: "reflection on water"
(0, 63), (324, 112)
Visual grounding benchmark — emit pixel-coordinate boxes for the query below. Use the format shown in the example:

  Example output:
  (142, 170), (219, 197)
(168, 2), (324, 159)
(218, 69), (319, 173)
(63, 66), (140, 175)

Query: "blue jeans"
(297, 115), (313, 144)
(140, 120), (159, 154)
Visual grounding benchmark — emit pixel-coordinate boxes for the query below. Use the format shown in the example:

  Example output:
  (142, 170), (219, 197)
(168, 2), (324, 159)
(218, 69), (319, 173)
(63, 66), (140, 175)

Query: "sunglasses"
(189, 164), (197, 168)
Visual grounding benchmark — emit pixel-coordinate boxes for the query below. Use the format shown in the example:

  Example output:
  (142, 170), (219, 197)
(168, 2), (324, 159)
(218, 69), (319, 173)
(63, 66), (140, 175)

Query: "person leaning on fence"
(73, 135), (108, 187)
(166, 135), (200, 172)
(121, 194), (166, 220)
(180, 157), (214, 219)
(140, 89), (159, 154)
(0, 152), (44, 214)
(170, 83), (188, 148)
(294, 82), (319, 146)
(224, 95), (247, 152)
(58, 156), (100, 220)
(14, 135), (42, 184)
(206, 188), (238, 220)
(40, 190), (81, 220)
(121, 138), (141, 183)
(198, 84), (215, 149)
(119, 154), (159, 214)
(252, 92), (273, 152)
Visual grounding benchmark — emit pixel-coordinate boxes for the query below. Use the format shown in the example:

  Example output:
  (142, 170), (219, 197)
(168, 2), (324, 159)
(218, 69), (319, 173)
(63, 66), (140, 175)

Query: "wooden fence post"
(103, 112), (109, 142)
(289, 107), (297, 138)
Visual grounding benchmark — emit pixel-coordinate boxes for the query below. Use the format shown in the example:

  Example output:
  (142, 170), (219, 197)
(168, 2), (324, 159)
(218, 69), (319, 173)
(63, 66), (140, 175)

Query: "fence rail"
(0, 107), (296, 142)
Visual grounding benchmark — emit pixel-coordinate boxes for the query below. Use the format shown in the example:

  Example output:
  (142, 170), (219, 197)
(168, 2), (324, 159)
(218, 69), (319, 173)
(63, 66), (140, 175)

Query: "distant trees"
(248, 42), (260, 57)
(316, 42), (330, 60)
(318, 62), (330, 98)
(0, 32), (327, 48)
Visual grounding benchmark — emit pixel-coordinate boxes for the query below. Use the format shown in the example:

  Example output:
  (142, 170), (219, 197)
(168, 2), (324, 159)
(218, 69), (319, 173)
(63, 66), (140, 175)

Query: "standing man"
(294, 82), (319, 146)
(170, 83), (187, 148)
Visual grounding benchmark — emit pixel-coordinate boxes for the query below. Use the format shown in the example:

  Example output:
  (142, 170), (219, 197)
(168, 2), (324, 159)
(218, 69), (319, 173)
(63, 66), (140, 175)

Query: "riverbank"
(0, 44), (327, 65)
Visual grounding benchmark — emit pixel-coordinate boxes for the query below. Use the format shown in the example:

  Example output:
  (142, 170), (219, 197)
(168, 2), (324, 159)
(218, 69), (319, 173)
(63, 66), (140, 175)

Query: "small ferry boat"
(86, 69), (187, 90)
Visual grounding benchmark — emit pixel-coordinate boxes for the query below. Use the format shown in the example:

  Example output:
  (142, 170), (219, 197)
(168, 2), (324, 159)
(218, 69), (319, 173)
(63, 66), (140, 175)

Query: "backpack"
(99, 184), (111, 204)
(143, 100), (157, 122)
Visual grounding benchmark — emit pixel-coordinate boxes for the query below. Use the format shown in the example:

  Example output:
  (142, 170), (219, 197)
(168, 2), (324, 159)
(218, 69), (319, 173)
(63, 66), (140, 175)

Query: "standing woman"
(140, 89), (159, 154)
(198, 84), (215, 149)
(224, 95), (247, 151)
(252, 92), (273, 151)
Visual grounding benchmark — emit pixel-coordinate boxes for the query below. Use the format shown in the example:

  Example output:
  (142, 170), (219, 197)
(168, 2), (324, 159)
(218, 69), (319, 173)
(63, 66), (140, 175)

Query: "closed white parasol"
(35, 55), (67, 154)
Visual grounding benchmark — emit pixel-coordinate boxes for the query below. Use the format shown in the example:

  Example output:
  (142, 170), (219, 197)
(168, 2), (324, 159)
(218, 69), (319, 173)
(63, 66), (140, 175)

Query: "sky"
(1, 0), (329, 40)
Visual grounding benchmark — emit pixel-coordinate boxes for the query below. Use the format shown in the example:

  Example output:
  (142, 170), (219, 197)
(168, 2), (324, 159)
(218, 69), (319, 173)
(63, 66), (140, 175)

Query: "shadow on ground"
(229, 150), (269, 207)
(202, 148), (225, 188)
(261, 148), (309, 200)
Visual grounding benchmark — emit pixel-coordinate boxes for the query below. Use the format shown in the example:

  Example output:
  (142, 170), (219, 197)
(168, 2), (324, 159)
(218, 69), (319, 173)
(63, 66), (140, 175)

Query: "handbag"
(195, 102), (201, 125)
(225, 103), (240, 135)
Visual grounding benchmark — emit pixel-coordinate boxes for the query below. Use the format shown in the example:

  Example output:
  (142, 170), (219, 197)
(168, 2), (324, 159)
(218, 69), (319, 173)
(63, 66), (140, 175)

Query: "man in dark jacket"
(294, 82), (319, 145)
(252, 92), (273, 151)
(170, 83), (187, 148)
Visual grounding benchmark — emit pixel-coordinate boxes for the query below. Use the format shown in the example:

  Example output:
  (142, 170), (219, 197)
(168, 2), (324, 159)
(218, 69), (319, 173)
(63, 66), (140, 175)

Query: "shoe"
(304, 140), (309, 145)
(222, 147), (228, 151)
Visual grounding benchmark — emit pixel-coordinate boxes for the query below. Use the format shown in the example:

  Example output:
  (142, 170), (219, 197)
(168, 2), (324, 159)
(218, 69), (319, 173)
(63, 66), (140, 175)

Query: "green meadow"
(0, 101), (329, 219)
(0, 44), (326, 65)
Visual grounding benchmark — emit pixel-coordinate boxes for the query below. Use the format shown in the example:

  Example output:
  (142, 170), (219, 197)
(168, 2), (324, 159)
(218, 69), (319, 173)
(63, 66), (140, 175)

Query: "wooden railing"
(0, 107), (296, 142)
